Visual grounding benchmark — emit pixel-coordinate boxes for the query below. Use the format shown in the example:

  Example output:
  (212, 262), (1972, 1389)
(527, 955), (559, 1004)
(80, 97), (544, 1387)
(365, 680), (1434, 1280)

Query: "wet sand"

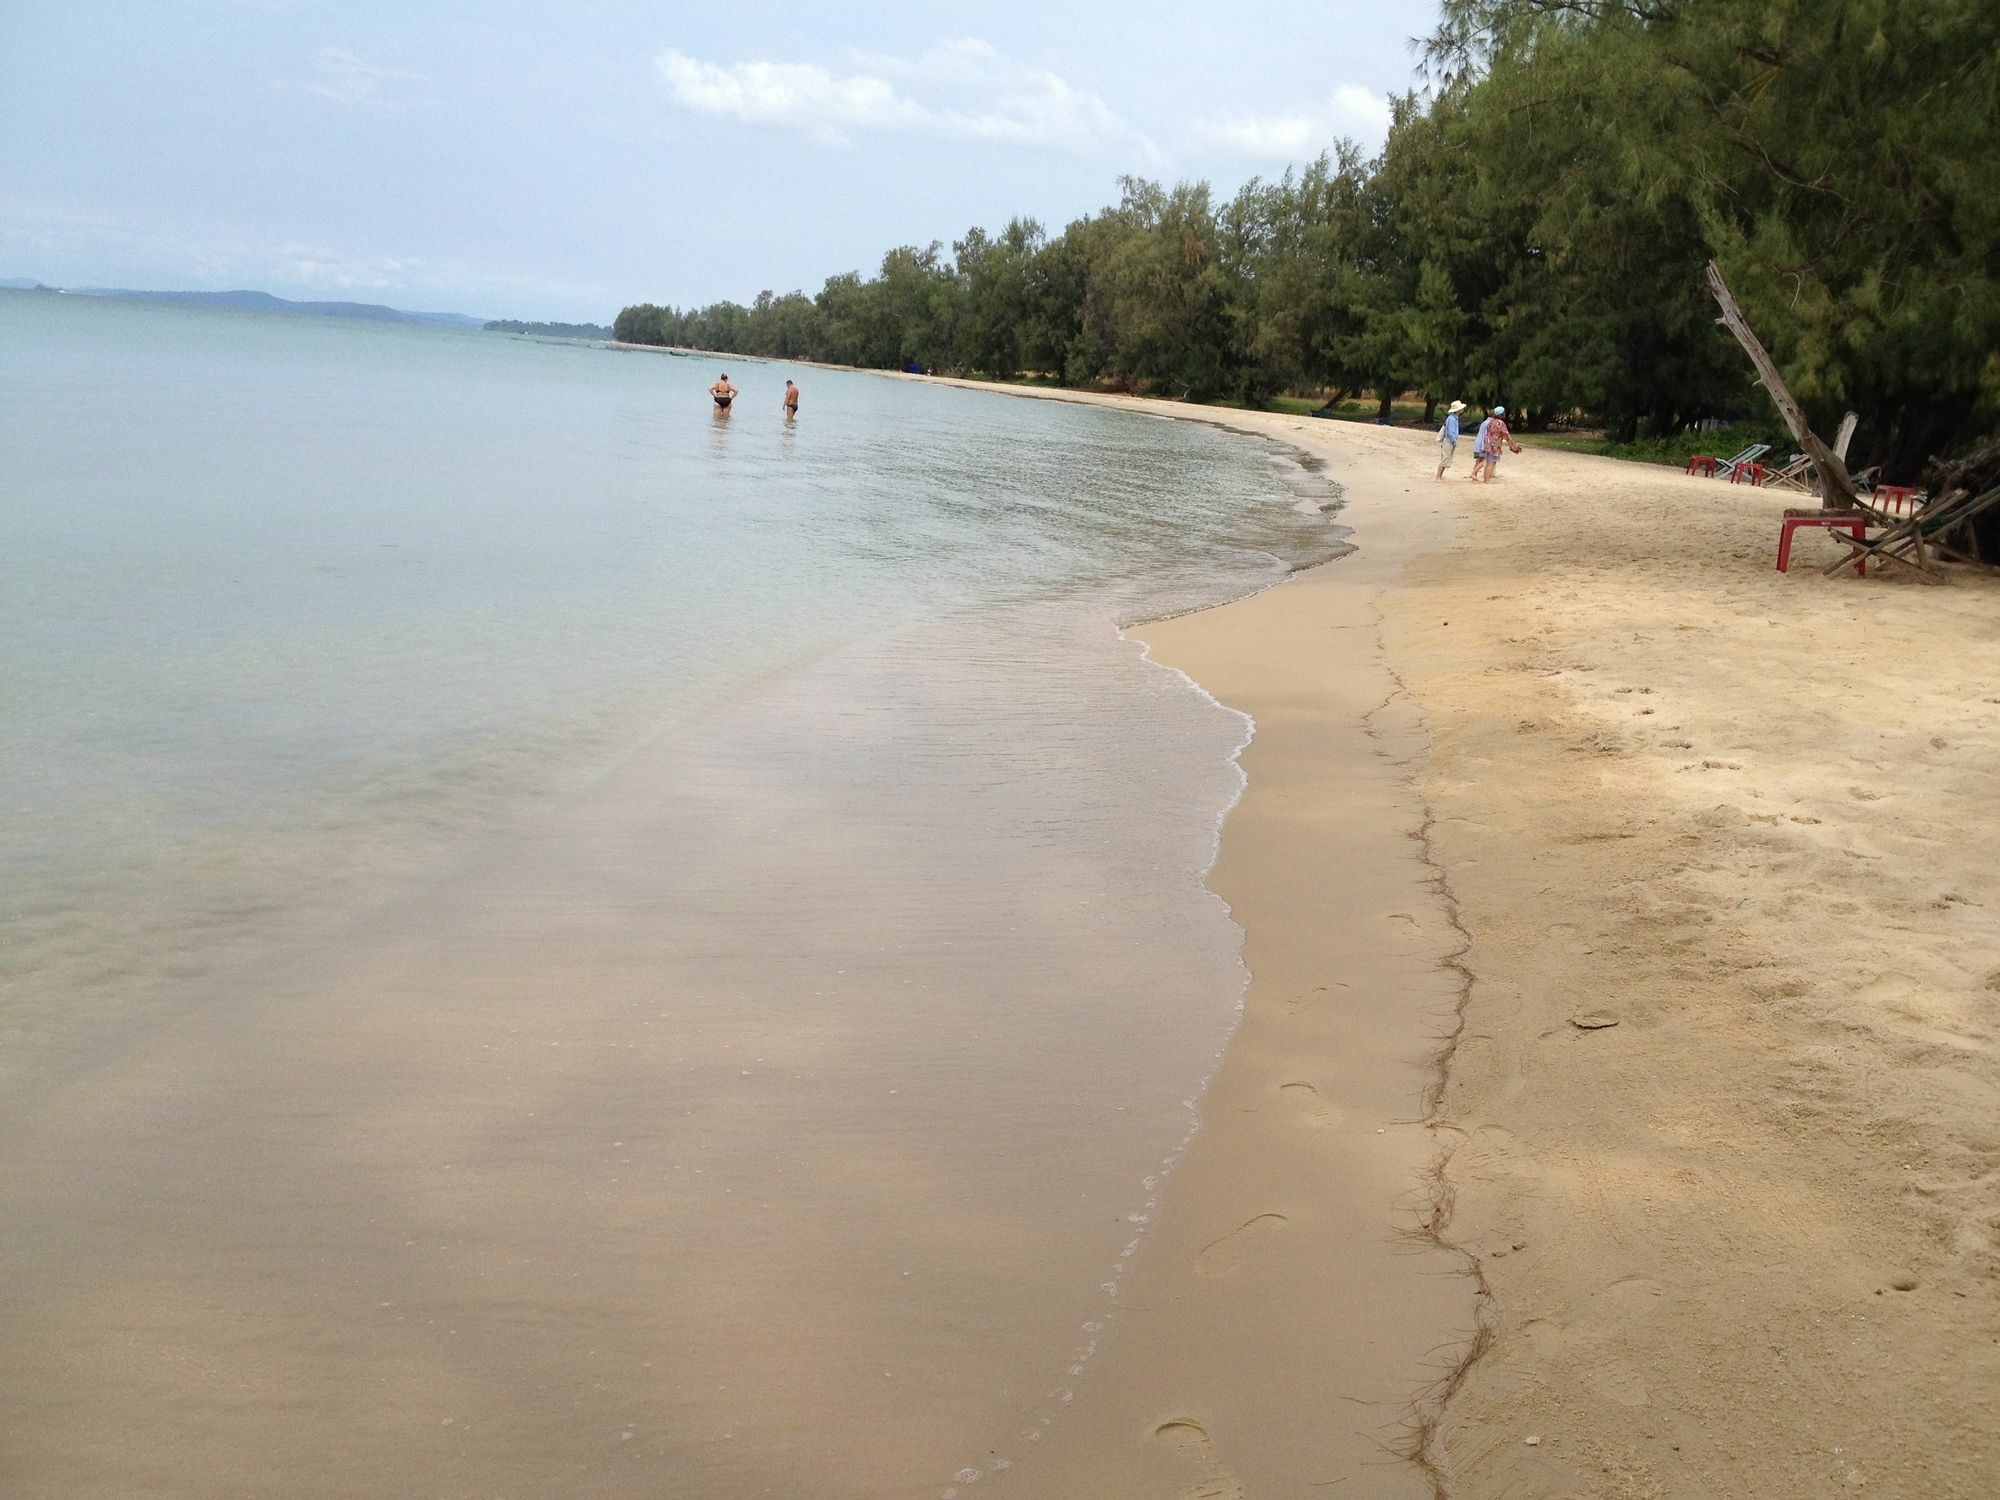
(1002, 467), (1471, 1497)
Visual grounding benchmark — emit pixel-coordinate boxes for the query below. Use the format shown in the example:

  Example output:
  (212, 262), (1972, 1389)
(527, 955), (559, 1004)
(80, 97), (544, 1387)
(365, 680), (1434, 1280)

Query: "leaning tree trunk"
(1705, 262), (1860, 511)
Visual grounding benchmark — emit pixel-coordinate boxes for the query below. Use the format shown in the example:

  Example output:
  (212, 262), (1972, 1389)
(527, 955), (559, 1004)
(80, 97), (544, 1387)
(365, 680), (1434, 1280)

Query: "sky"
(1, 2), (1444, 323)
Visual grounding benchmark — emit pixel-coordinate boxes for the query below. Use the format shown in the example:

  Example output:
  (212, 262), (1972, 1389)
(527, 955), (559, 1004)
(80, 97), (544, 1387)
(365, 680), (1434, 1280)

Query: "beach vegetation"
(614, 0), (1998, 479)
(485, 319), (611, 339)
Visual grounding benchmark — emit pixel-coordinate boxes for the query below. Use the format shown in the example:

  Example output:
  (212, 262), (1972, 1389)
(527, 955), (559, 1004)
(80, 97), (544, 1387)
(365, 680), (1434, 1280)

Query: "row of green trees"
(485, 318), (610, 338)
(615, 0), (1997, 475)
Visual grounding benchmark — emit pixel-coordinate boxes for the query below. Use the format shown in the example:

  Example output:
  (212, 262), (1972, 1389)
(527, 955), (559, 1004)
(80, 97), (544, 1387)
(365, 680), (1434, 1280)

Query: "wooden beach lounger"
(1819, 484), (2000, 576)
(1762, 453), (1814, 492)
(1752, 414), (1860, 494)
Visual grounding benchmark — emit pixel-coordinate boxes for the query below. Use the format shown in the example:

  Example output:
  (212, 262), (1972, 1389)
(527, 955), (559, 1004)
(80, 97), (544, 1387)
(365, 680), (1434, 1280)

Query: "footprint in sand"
(1546, 923), (1592, 955)
(1279, 1081), (1345, 1128)
(1152, 1417), (1246, 1500)
(1194, 1214), (1290, 1277)
(1284, 981), (1348, 1015)
(1594, 1275), (1666, 1319)
(1590, 1358), (1651, 1408)
(1517, 1315), (1569, 1357)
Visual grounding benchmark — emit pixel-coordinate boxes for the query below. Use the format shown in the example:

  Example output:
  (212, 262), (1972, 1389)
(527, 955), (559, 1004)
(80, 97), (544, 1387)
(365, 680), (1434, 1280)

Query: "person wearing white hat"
(1435, 399), (1468, 482)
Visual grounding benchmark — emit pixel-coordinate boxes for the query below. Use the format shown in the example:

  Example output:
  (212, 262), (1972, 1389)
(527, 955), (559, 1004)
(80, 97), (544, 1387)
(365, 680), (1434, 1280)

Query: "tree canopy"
(615, 0), (1998, 477)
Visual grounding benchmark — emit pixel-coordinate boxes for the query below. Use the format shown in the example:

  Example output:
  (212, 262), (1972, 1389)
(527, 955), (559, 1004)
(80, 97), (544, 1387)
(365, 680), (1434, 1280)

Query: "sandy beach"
(7, 335), (1995, 1496)
(17, 4), (1996, 1492)
(903, 378), (1999, 1498)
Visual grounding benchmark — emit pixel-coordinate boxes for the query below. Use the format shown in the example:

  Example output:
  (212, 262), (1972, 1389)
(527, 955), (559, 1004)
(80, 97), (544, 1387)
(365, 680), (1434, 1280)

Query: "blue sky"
(1, 2), (1442, 322)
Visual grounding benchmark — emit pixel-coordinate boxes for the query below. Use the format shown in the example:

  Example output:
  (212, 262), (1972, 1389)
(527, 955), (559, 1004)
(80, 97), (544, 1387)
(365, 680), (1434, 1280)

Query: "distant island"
(3, 282), (486, 327)
(484, 319), (610, 339)
(4, 279), (617, 338)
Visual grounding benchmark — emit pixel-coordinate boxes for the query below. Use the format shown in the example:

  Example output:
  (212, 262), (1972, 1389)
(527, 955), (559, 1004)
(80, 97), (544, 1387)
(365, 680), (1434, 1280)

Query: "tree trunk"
(1376, 391), (1394, 422)
(1705, 262), (1859, 509)
(1423, 393), (1438, 424)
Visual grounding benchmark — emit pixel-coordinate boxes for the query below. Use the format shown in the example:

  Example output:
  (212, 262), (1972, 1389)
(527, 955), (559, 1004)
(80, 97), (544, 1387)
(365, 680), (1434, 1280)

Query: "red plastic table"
(1777, 513), (1866, 574)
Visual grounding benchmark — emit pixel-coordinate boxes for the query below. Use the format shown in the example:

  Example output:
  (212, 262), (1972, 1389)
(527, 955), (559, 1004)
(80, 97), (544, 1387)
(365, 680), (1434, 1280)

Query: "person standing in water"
(710, 373), (737, 411)
(783, 379), (799, 420)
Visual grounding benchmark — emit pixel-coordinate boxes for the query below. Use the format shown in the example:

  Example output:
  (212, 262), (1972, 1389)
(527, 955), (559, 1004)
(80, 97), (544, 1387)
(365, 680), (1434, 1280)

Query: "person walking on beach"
(1435, 400), (1467, 482)
(783, 379), (799, 419)
(710, 373), (737, 412)
(1471, 404), (1523, 482)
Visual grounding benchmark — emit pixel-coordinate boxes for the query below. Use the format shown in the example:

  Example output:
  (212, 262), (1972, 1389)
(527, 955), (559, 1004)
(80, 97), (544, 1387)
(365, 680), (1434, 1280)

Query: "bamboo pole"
(1705, 261), (1860, 511)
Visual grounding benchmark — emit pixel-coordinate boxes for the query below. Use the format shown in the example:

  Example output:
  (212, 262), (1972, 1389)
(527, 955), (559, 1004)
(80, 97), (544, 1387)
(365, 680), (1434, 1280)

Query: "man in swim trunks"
(710, 373), (736, 410)
(783, 379), (799, 418)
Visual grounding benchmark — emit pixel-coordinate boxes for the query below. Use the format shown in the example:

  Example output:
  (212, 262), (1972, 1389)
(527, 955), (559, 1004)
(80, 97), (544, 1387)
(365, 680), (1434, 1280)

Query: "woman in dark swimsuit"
(710, 373), (737, 411)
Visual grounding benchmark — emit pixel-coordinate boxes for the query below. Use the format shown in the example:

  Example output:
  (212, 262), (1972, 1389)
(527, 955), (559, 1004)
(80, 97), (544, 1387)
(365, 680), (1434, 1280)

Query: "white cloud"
(1332, 84), (1394, 137)
(275, 242), (424, 291)
(267, 244), (606, 307)
(654, 41), (1157, 159)
(1189, 84), (1393, 162)
(301, 47), (424, 107)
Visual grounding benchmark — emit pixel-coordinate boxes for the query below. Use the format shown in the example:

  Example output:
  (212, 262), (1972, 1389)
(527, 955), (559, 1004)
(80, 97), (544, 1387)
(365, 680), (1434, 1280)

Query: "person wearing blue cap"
(1470, 404), (1523, 482)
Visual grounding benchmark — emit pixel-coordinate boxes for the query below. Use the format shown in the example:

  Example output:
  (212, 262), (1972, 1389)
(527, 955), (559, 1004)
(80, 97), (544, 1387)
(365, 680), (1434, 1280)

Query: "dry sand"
(910, 379), (1999, 1499)
(1383, 435), (2000, 1499)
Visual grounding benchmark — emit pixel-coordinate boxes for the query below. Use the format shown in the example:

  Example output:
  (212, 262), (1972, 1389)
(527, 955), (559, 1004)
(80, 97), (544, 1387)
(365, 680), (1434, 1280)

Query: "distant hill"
(485, 318), (611, 339)
(59, 286), (487, 327)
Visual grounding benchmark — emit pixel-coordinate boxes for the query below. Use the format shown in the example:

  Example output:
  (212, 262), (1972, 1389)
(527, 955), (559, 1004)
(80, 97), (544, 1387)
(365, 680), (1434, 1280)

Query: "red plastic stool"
(1777, 513), (1866, 574)
(1686, 455), (1720, 477)
(1730, 460), (1766, 485)
(1871, 484), (1919, 514)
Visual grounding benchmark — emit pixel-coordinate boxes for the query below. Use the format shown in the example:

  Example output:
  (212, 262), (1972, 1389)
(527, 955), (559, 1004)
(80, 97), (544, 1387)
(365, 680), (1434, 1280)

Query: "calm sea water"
(1, 292), (1337, 1050)
(0, 289), (1345, 1496)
